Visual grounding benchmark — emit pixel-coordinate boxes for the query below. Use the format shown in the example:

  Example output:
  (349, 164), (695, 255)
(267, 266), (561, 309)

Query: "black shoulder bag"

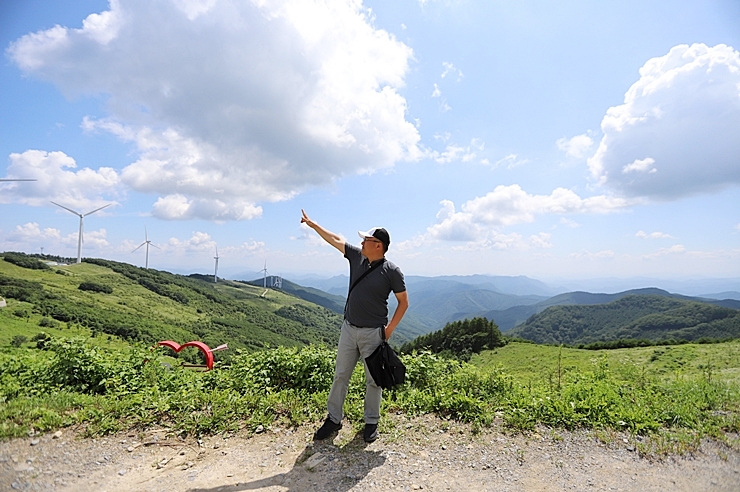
(365, 326), (406, 390)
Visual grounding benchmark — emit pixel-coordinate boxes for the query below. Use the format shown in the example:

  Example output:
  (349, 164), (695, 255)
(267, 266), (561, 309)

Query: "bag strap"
(345, 258), (385, 313)
(347, 258), (385, 298)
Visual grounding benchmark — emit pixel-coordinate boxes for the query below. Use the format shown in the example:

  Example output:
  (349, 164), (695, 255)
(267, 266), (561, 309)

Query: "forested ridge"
(507, 294), (740, 345)
(400, 317), (506, 360)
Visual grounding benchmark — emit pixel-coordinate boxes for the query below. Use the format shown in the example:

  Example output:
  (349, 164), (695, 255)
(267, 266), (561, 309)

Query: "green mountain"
(482, 288), (740, 331)
(240, 276), (346, 314)
(0, 253), (341, 355)
(507, 294), (740, 345)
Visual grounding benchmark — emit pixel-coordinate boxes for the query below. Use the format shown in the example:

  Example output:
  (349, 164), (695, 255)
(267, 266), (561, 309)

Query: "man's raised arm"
(301, 209), (346, 254)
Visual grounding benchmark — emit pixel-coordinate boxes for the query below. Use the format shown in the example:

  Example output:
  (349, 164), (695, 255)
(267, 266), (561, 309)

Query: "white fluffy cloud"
(588, 43), (740, 198)
(556, 134), (593, 159)
(636, 230), (674, 239)
(4, 223), (62, 243)
(8, 0), (421, 220)
(426, 184), (631, 245)
(0, 150), (119, 210)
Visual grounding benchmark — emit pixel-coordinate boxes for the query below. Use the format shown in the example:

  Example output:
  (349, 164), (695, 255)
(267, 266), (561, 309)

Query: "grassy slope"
(472, 340), (740, 383)
(0, 257), (341, 353)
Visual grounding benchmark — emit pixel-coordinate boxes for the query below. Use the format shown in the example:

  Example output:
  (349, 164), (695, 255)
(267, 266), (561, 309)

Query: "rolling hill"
(507, 294), (740, 345)
(480, 288), (740, 331)
(0, 253), (342, 355)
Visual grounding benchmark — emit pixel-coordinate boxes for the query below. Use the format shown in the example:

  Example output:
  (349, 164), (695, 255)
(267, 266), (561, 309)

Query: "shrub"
(2, 252), (50, 270)
(10, 335), (28, 348)
(13, 309), (29, 319)
(78, 282), (113, 294)
(39, 317), (57, 328)
(32, 332), (52, 349)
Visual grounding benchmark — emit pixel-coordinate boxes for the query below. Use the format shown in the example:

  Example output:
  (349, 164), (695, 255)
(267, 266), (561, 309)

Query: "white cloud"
(493, 154), (529, 169)
(642, 244), (686, 258)
(294, 223), (346, 247)
(440, 61), (463, 81)
(5, 223), (62, 243)
(559, 218), (581, 228)
(166, 231), (216, 253)
(428, 140), (479, 163)
(570, 249), (615, 260)
(69, 229), (109, 249)
(529, 232), (553, 249)
(0, 150), (119, 210)
(622, 157), (656, 174)
(636, 230), (674, 239)
(8, 0), (421, 220)
(735, 224), (740, 232)
(588, 43), (740, 198)
(426, 185), (632, 245)
(556, 134), (593, 159)
(431, 83), (442, 98)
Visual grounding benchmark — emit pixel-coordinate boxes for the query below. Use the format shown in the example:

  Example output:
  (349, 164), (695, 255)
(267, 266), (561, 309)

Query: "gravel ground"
(2, 415), (740, 491)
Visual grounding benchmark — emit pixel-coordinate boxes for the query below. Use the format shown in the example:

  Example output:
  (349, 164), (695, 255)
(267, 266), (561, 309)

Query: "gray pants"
(327, 319), (383, 425)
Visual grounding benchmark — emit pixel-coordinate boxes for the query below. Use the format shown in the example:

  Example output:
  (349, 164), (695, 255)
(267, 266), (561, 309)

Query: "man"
(301, 209), (409, 443)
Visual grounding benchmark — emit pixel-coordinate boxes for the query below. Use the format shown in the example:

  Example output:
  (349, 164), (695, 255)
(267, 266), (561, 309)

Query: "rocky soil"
(2, 415), (740, 491)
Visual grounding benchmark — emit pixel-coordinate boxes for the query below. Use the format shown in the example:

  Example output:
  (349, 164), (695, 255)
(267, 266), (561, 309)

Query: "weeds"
(1, 336), (739, 456)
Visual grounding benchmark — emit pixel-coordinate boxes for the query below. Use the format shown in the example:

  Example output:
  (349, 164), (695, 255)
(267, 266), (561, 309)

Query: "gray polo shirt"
(344, 243), (406, 328)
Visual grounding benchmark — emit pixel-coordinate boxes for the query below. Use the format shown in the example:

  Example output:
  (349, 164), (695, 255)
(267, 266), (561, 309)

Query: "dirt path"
(2, 416), (739, 491)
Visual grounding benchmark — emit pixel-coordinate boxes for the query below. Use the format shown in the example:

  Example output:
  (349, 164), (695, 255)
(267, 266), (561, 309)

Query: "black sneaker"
(314, 417), (342, 441)
(363, 423), (378, 443)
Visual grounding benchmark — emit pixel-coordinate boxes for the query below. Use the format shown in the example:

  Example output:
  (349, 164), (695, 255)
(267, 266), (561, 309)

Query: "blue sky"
(1, 0), (739, 283)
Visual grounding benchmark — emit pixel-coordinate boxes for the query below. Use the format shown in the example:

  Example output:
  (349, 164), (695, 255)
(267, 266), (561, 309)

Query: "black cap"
(358, 227), (390, 249)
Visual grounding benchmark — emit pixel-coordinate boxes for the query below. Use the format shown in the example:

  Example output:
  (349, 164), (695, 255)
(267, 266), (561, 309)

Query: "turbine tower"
(213, 246), (220, 283)
(262, 260), (268, 289)
(132, 228), (159, 269)
(50, 201), (111, 264)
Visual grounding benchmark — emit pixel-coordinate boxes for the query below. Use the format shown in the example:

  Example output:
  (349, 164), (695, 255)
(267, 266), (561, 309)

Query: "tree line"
(400, 317), (506, 360)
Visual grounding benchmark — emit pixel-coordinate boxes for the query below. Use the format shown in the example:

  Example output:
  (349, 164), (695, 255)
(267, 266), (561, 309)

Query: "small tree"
(10, 335), (28, 347)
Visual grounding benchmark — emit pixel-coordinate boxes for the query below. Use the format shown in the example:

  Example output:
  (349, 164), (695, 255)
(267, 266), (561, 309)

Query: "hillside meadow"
(0, 255), (342, 355)
(473, 340), (740, 384)
(2, 335), (739, 457)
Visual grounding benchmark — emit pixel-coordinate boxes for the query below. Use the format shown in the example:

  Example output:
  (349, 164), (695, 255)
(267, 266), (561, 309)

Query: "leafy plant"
(10, 335), (27, 348)
(78, 282), (113, 294)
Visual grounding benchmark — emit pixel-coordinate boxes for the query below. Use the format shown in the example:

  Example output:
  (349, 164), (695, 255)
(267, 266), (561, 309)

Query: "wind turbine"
(132, 228), (159, 269)
(50, 201), (111, 264)
(213, 246), (220, 283)
(260, 260), (269, 297)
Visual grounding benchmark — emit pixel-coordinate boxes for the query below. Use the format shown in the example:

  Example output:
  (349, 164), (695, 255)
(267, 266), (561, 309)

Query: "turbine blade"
(50, 201), (82, 217)
(150, 243), (161, 249)
(83, 203), (111, 217)
(132, 242), (146, 253)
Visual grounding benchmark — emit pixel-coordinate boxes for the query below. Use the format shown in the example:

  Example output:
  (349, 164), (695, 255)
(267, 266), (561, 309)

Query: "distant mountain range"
(4, 251), (738, 350)
(272, 273), (740, 343)
(507, 294), (740, 345)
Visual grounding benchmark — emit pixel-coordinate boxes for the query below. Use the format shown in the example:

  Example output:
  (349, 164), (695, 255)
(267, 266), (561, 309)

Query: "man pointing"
(301, 209), (409, 443)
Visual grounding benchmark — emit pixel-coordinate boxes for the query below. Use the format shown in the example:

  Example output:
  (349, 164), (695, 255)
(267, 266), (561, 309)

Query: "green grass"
(0, 256), (342, 353)
(2, 336), (738, 458)
(471, 340), (740, 384)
